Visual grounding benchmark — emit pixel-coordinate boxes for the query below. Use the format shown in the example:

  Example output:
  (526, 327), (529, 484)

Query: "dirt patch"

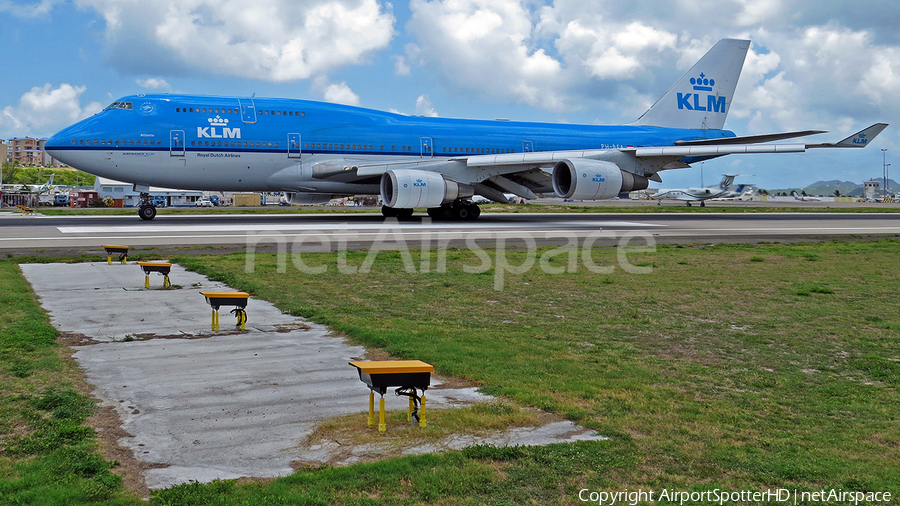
(59, 338), (165, 498)
(58, 332), (102, 346)
(89, 404), (169, 498)
(273, 323), (312, 332)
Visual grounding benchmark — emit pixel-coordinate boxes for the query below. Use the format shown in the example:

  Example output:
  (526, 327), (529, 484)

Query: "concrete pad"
(21, 262), (606, 490)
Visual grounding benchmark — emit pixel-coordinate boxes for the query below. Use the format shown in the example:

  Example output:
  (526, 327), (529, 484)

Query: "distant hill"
(770, 178), (899, 196)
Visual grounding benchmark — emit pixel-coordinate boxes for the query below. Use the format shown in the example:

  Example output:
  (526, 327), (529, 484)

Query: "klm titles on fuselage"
(197, 126), (241, 139)
(197, 116), (241, 139)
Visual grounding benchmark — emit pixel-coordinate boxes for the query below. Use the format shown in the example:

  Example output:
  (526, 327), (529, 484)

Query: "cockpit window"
(104, 102), (133, 111)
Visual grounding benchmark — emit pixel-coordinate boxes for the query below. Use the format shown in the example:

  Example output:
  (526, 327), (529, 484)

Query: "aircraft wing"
(459, 123), (889, 176)
(309, 123), (889, 200)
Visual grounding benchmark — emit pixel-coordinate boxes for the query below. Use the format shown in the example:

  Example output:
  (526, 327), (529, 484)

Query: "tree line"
(1, 162), (96, 187)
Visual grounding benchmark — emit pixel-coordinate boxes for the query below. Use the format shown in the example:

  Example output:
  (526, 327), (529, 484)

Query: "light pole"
(700, 161), (704, 187)
(882, 149), (890, 199)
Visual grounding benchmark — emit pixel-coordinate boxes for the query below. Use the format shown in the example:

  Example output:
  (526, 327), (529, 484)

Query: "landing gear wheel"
(454, 204), (480, 221)
(700, 201), (706, 207)
(139, 205), (157, 221)
(427, 206), (454, 220)
(382, 206), (414, 219)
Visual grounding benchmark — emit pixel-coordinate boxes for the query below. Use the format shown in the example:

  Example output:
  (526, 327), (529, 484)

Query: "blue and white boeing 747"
(45, 39), (887, 220)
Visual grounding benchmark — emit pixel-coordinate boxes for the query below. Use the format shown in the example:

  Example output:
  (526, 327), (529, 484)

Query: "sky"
(2, 0), (899, 190)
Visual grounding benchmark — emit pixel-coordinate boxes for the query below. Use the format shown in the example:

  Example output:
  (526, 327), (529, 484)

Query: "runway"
(1, 211), (899, 254)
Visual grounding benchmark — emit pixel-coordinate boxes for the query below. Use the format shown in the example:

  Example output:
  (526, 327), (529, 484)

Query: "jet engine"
(380, 169), (474, 208)
(551, 158), (649, 200)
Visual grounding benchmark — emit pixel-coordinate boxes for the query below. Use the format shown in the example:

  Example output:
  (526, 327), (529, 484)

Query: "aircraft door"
(170, 130), (185, 156)
(239, 98), (257, 124)
(288, 133), (302, 158)
(420, 137), (433, 158)
(522, 140), (534, 153)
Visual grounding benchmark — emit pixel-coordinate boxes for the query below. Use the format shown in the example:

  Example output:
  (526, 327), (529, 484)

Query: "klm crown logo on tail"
(633, 38), (749, 131)
(853, 132), (868, 145)
(677, 73), (727, 113)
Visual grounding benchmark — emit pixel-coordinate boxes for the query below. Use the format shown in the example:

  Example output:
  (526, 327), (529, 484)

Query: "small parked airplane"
(791, 191), (822, 202)
(651, 174), (745, 206)
(26, 175), (55, 194)
(44, 39), (887, 220)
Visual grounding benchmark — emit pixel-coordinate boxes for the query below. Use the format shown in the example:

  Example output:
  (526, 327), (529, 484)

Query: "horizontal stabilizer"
(808, 123), (889, 148)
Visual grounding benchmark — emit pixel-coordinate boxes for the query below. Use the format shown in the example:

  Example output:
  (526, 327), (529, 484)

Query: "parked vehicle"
(195, 198), (214, 207)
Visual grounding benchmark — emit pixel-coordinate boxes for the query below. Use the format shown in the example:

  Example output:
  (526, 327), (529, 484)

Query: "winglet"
(809, 123), (888, 148)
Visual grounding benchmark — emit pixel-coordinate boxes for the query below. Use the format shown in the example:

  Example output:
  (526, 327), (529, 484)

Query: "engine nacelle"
(551, 159), (648, 200)
(380, 169), (474, 208)
(285, 192), (334, 205)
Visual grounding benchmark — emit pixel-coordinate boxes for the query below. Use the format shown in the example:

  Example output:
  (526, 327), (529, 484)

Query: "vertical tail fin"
(719, 174), (737, 189)
(634, 39), (750, 130)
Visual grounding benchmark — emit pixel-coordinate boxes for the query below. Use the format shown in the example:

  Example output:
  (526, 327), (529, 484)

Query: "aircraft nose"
(45, 130), (67, 151)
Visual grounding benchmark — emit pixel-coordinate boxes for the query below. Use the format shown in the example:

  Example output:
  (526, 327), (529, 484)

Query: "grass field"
(1, 238), (898, 504)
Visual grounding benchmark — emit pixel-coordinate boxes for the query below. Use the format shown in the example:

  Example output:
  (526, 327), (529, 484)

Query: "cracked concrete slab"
(21, 262), (605, 490)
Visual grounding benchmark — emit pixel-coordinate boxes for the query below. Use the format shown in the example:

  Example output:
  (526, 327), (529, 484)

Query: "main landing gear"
(381, 200), (482, 221)
(427, 201), (481, 221)
(138, 192), (157, 221)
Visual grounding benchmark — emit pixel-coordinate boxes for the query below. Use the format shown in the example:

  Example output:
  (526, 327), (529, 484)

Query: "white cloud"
(407, 0), (566, 111)
(136, 78), (171, 90)
(0, 0), (61, 17)
(312, 77), (360, 106)
(415, 95), (438, 117)
(393, 55), (411, 76)
(734, 0), (785, 26)
(1, 84), (102, 137)
(78, 0), (395, 82)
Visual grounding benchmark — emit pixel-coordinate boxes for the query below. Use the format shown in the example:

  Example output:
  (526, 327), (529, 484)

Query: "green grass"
(170, 239), (900, 501)
(2, 239), (899, 504)
(0, 262), (138, 504)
